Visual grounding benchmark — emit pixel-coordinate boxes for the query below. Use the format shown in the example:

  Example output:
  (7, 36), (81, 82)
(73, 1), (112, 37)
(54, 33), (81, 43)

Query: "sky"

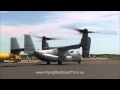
(0, 11), (120, 55)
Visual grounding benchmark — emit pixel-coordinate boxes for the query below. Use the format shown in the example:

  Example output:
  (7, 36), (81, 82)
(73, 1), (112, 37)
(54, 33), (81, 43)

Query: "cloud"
(46, 11), (119, 23)
(0, 11), (10, 13)
(1, 11), (119, 38)
(1, 11), (119, 54)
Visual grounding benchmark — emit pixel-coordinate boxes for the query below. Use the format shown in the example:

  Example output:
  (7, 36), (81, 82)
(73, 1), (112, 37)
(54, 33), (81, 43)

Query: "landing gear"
(47, 61), (50, 65)
(0, 60), (2, 63)
(78, 61), (81, 64)
(18, 60), (21, 62)
(15, 60), (18, 63)
(58, 61), (62, 65)
(2, 60), (4, 63)
(0, 60), (4, 63)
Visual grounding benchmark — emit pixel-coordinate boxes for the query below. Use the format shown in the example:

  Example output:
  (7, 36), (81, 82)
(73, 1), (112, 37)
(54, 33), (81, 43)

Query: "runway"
(0, 60), (120, 79)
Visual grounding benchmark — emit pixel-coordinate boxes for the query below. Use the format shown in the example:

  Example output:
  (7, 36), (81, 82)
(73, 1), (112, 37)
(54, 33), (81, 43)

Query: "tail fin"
(24, 35), (35, 54)
(10, 38), (24, 54)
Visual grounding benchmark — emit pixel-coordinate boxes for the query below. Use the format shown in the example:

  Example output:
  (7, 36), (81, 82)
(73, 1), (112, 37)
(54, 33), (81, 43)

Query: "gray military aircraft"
(11, 27), (116, 65)
(31, 28), (92, 58)
(24, 28), (98, 65)
(24, 34), (82, 65)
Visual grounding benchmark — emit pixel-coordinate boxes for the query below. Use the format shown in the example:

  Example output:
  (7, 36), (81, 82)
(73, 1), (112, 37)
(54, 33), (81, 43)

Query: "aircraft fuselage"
(33, 48), (82, 62)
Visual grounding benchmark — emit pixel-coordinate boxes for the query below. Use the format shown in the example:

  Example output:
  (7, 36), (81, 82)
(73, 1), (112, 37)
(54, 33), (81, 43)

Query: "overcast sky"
(0, 11), (120, 54)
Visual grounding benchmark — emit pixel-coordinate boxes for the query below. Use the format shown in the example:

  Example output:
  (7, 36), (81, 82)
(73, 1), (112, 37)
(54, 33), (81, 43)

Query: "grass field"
(97, 55), (120, 60)
(108, 56), (120, 60)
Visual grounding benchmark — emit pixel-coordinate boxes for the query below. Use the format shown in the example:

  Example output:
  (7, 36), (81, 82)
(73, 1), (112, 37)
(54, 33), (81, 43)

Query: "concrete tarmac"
(0, 60), (120, 79)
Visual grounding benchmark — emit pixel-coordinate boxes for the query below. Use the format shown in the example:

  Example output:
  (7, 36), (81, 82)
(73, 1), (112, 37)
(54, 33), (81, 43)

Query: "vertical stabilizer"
(24, 35), (35, 54)
(11, 38), (20, 50)
(11, 38), (21, 54)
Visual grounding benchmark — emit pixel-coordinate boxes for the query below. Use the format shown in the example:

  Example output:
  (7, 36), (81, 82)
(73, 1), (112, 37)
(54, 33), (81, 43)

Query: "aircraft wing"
(44, 44), (81, 56)
(57, 44), (81, 50)
(44, 44), (81, 50)
(57, 44), (81, 56)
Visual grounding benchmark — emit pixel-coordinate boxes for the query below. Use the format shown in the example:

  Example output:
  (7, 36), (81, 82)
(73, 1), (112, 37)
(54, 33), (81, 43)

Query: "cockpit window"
(77, 51), (80, 56)
(70, 51), (74, 53)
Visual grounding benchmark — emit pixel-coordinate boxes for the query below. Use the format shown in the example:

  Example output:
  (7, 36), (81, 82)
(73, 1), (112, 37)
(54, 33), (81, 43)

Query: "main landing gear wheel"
(47, 61), (50, 64)
(58, 61), (62, 65)
(78, 61), (81, 64)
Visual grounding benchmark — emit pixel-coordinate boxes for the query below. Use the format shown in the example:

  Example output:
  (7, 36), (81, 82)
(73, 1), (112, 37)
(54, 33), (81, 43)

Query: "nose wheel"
(58, 61), (62, 65)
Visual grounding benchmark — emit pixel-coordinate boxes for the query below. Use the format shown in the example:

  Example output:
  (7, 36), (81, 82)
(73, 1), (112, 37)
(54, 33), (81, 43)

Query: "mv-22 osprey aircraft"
(11, 27), (116, 65)
(24, 28), (93, 65)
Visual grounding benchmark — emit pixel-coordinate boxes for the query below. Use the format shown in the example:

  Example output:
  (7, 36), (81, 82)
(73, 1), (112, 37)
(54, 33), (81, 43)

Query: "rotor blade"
(93, 30), (117, 35)
(62, 25), (83, 31)
(62, 25), (117, 35)
(30, 33), (42, 38)
(74, 29), (117, 35)
(65, 27), (94, 33)
(45, 37), (61, 40)
(30, 34), (59, 40)
(45, 37), (57, 40)
(62, 25), (93, 33)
